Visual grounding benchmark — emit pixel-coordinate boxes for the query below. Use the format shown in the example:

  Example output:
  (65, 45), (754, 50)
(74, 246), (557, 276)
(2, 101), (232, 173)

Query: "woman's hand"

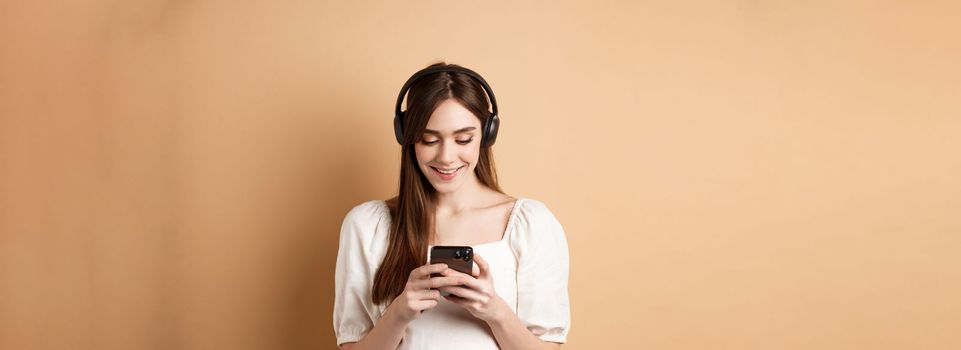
(438, 253), (510, 323)
(389, 263), (466, 322)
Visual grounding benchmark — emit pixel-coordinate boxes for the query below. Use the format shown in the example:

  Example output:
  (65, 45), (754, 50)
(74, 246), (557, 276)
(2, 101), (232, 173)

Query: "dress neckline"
(427, 197), (524, 249)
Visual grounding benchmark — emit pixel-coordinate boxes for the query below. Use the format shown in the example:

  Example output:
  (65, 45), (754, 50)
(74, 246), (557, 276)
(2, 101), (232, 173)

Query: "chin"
(431, 183), (460, 194)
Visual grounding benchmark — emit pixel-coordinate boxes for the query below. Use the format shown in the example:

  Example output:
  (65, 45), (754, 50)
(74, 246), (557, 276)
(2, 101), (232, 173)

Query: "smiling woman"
(332, 62), (571, 350)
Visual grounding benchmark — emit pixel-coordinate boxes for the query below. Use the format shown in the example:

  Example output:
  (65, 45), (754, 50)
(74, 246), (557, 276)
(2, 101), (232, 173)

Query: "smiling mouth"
(431, 166), (464, 175)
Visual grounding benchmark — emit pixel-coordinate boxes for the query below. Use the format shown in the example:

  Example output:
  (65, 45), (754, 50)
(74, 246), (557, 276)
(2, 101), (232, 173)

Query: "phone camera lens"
(454, 250), (463, 259)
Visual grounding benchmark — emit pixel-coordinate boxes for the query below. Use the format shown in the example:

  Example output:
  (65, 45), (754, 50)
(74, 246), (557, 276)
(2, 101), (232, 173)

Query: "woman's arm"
(340, 263), (463, 349)
(339, 301), (408, 350)
(438, 254), (564, 350)
(442, 277), (562, 350)
(487, 311), (562, 350)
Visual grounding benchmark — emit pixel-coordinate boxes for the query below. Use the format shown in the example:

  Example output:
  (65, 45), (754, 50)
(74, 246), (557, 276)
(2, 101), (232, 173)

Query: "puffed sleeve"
(333, 201), (389, 347)
(510, 199), (571, 343)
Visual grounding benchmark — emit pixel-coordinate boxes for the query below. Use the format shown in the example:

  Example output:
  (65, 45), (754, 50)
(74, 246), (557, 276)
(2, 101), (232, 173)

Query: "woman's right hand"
(389, 263), (465, 322)
(342, 264), (464, 350)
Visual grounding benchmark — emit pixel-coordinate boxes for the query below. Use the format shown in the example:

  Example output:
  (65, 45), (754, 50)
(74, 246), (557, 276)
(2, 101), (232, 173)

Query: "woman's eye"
(420, 138), (472, 145)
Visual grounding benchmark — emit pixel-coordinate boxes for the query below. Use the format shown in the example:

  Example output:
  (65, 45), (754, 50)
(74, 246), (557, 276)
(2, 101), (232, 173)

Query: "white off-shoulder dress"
(333, 197), (571, 349)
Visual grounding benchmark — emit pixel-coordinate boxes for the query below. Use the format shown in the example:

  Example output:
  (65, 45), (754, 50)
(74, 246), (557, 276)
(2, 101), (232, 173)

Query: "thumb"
(473, 253), (490, 279)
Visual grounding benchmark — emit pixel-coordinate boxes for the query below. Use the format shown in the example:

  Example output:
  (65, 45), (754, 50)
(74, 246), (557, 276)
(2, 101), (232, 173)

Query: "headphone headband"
(393, 65), (500, 146)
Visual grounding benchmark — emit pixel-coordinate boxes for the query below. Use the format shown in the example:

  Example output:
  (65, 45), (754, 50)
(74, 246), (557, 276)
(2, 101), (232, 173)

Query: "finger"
(441, 267), (471, 278)
(456, 275), (486, 292)
(443, 293), (469, 306)
(442, 268), (484, 289)
(415, 276), (466, 290)
(439, 271), (485, 292)
(473, 253), (489, 278)
(412, 263), (448, 280)
(438, 285), (484, 301)
(413, 299), (439, 312)
(417, 288), (441, 301)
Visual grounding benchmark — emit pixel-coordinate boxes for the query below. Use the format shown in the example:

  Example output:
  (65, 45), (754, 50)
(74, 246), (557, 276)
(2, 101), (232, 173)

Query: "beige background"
(2, 1), (960, 349)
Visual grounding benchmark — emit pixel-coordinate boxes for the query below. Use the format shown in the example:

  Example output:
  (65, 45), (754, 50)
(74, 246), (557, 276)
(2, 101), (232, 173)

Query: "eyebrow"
(422, 126), (477, 135)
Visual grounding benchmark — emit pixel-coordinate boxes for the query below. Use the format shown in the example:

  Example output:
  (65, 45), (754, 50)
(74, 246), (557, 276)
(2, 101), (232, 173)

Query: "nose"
(436, 140), (458, 165)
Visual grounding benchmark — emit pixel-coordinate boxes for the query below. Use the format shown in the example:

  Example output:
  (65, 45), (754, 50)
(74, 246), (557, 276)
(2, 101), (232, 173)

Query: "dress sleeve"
(333, 201), (387, 347)
(510, 199), (571, 343)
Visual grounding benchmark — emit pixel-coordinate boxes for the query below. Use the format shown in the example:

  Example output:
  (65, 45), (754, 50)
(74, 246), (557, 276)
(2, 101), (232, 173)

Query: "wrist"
(384, 296), (415, 326)
(484, 295), (514, 325)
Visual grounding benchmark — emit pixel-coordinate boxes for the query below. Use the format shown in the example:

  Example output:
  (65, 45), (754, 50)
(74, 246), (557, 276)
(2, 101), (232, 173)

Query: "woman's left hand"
(438, 253), (510, 323)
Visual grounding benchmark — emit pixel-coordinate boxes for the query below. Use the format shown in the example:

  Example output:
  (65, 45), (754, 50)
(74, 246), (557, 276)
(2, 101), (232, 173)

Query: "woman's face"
(414, 99), (483, 194)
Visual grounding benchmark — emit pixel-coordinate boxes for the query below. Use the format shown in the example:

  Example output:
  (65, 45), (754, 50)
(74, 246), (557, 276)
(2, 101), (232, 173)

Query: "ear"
(393, 112), (406, 145)
(482, 114), (499, 147)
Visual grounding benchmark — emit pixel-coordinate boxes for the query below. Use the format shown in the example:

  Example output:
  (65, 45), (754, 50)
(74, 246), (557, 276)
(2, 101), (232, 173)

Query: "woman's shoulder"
(338, 199), (392, 250)
(513, 197), (560, 225)
(509, 197), (569, 256)
(511, 197), (565, 239)
(341, 199), (391, 229)
(345, 199), (389, 217)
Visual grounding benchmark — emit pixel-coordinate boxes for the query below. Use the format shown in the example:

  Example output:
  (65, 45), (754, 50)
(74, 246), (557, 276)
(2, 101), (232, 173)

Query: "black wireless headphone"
(394, 65), (499, 147)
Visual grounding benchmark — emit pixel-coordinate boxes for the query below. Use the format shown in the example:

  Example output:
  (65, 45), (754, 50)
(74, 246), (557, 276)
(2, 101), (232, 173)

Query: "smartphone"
(428, 246), (473, 278)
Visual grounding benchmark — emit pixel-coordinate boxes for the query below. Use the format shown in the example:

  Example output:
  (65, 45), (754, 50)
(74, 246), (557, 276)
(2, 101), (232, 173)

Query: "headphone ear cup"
(483, 114), (499, 147)
(393, 113), (405, 145)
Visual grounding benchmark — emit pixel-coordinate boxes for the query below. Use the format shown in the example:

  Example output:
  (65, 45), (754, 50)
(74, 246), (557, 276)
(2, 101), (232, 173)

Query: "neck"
(433, 173), (486, 216)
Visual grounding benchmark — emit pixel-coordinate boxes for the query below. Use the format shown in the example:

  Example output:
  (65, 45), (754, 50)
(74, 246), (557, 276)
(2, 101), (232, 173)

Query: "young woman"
(333, 62), (570, 349)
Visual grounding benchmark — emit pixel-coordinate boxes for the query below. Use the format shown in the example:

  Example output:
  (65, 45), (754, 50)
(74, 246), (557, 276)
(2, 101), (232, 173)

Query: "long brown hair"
(372, 62), (504, 304)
